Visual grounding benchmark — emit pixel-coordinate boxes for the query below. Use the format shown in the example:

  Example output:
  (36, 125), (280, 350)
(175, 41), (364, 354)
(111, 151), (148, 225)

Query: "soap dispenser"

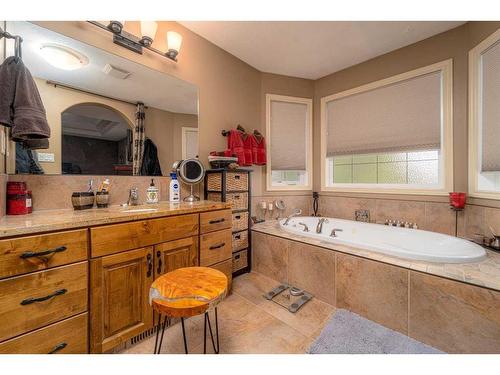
(146, 179), (159, 204)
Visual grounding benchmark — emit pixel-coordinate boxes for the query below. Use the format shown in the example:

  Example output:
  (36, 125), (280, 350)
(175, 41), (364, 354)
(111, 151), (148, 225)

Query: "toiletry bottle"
(146, 179), (159, 204)
(169, 173), (180, 202)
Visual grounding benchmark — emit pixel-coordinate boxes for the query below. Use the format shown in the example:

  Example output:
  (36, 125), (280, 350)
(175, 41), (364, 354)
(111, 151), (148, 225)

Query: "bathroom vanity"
(0, 201), (232, 354)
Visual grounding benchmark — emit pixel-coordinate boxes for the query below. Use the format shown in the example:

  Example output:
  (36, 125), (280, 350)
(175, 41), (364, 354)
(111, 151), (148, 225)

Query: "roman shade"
(270, 100), (308, 170)
(326, 71), (442, 156)
(481, 40), (500, 172)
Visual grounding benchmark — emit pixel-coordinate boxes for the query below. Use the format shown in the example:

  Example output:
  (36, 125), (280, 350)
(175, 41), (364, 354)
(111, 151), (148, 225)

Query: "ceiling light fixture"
(88, 21), (182, 62)
(39, 43), (89, 70)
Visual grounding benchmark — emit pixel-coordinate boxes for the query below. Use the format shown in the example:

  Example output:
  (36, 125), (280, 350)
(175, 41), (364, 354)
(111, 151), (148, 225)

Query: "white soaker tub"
(279, 216), (486, 264)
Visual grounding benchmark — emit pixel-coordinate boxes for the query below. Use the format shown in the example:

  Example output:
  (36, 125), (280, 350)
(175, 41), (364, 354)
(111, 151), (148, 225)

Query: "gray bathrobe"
(0, 56), (50, 148)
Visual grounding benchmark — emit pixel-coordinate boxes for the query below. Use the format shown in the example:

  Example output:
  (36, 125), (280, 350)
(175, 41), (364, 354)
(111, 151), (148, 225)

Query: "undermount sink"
(121, 208), (159, 213)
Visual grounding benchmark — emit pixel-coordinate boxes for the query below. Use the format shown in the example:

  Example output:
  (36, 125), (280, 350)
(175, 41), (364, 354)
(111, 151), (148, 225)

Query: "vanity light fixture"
(88, 21), (182, 62)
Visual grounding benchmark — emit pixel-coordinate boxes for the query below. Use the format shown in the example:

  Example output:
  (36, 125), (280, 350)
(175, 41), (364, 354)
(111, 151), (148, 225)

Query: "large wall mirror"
(5, 21), (199, 176)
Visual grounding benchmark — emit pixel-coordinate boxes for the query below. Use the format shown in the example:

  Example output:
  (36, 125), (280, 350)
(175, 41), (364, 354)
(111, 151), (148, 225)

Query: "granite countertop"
(0, 200), (231, 238)
(252, 220), (500, 292)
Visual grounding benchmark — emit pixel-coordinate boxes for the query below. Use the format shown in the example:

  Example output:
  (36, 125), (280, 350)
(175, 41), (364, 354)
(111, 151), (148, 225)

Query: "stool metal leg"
(154, 315), (168, 354)
(203, 313), (207, 354)
(205, 307), (220, 354)
(181, 318), (189, 354)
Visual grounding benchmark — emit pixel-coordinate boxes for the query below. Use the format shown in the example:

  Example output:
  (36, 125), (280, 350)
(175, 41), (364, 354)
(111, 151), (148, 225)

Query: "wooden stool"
(149, 266), (228, 354)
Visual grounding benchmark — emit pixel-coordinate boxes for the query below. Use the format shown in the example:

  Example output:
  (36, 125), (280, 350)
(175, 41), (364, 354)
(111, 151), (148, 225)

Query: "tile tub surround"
(0, 201), (231, 238)
(252, 226), (500, 353)
(250, 194), (311, 220)
(252, 220), (500, 292)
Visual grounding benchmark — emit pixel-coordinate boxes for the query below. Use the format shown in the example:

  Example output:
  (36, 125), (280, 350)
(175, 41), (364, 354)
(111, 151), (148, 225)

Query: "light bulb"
(166, 31), (182, 59)
(140, 21), (158, 40)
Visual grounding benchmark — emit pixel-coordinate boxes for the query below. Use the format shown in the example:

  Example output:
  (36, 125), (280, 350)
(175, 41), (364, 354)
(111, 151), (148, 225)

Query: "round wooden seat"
(150, 266), (228, 318)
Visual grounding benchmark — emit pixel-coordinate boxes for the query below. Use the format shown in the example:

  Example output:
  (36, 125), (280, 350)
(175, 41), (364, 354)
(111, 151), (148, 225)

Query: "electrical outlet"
(37, 152), (55, 163)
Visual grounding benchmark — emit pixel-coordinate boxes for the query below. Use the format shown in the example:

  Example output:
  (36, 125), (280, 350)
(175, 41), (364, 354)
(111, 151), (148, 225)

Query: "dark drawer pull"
(234, 175), (241, 180)
(233, 195), (240, 199)
(209, 243), (226, 250)
(156, 250), (162, 275)
(234, 234), (241, 240)
(235, 254), (241, 260)
(20, 246), (67, 259)
(234, 215), (241, 220)
(209, 218), (225, 224)
(147, 253), (153, 278)
(20, 288), (67, 305)
(48, 342), (67, 354)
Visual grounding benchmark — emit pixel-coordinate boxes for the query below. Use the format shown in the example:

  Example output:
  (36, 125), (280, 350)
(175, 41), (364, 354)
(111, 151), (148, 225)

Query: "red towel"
(227, 129), (247, 165)
(253, 135), (266, 165)
(242, 133), (255, 166)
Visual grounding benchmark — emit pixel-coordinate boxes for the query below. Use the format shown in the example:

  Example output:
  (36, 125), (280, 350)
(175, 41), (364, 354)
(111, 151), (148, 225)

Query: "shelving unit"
(204, 169), (252, 277)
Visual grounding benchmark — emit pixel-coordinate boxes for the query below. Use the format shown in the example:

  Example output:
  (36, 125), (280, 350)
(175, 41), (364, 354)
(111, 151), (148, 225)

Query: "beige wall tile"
(319, 196), (377, 222)
(484, 207), (500, 237)
(423, 202), (456, 235)
(375, 199), (425, 227)
(463, 204), (485, 239)
(251, 195), (311, 219)
(288, 241), (335, 305)
(252, 232), (289, 282)
(409, 271), (500, 353)
(336, 253), (409, 334)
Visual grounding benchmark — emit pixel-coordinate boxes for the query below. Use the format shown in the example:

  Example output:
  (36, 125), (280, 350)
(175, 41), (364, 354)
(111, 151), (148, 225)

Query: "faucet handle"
(330, 228), (343, 237)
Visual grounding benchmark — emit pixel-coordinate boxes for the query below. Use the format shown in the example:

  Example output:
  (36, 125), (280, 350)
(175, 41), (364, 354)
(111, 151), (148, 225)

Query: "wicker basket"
(207, 192), (248, 211)
(207, 172), (249, 191)
(232, 230), (248, 252)
(232, 249), (248, 272)
(232, 211), (248, 232)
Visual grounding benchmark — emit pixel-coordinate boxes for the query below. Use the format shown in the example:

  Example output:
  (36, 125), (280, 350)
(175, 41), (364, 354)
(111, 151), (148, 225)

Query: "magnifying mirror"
(173, 158), (205, 202)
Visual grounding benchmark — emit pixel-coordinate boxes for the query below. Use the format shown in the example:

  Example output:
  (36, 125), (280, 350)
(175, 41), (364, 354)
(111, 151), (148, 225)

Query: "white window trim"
(320, 59), (454, 195)
(266, 94), (313, 191)
(468, 28), (500, 200)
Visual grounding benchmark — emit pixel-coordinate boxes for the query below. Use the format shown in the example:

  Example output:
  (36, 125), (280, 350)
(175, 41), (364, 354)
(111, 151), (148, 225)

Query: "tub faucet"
(330, 228), (343, 237)
(283, 208), (302, 226)
(298, 222), (309, 232)
(316, 218), (329, 234)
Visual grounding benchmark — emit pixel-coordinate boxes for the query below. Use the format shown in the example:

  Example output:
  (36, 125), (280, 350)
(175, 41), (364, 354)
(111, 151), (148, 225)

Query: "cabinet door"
(90, 247), (154, 353)
(154, 236), (198, 277)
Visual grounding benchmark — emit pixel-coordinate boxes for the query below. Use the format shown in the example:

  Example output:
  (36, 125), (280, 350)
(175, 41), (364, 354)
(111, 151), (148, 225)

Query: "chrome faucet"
(298, 222), (309, 232)
(316, 218), (329, 234)
(330, 228), (343, 237)
(127, 187), (139, 206)
(283, 208), (302, 226)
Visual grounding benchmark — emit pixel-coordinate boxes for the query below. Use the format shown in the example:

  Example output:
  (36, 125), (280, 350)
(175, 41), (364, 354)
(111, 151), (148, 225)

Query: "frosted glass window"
(331, 150), (439, 185)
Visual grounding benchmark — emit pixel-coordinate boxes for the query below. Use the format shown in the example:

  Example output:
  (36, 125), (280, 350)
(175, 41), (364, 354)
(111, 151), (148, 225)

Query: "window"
(266, 94), (312, 190)
(320, 60), (453, 194)
(469, 29), (500, 199)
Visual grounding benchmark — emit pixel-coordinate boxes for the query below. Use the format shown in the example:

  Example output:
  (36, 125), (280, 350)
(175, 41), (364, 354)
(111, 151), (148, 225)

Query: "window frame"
(266, 94), (313, 191)
(468, 28), (500, 200)
(320, 59), (454, 195)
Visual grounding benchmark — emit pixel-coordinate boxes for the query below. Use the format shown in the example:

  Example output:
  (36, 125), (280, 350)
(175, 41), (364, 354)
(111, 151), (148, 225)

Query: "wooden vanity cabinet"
(154, 236), (199, 277)
(89, 247), (154, 353)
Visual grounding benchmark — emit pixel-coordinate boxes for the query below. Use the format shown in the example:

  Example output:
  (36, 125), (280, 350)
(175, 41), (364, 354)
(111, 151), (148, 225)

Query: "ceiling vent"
(102, 64), (131, 79)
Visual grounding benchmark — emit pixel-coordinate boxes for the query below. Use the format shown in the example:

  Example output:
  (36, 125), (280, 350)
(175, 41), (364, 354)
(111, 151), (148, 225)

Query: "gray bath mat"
(308, 309), (444, 354)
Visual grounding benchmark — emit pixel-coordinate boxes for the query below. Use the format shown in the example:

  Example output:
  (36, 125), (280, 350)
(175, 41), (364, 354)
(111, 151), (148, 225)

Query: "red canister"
(7, 182), (32, 215)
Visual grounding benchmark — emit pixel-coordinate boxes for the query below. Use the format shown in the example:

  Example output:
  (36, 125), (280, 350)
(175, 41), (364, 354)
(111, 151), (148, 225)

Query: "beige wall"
(314, 22), (500, 207)
(28, 21), (262, 194)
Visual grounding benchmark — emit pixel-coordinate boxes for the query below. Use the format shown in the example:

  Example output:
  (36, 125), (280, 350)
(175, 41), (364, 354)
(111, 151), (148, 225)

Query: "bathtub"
(279, 216), (486, 264)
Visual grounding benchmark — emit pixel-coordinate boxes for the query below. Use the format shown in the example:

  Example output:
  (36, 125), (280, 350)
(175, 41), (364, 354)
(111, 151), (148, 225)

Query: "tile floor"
(120, 272), (336, 354)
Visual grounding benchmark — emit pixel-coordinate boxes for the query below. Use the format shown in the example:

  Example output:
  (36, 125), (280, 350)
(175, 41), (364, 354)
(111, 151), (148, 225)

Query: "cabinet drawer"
(91, 214), (199, 257)
(200, 209), (232, 234)
(0, 229), (88, 279)
(232, 211), (248, 232)
(206, 172), (249, 192)
(200, 229), (232, 266)
(207, 192), (248, 211)
(210, 259), (232, 293)
(0, 313), (88, 354)
(0, 261), (88, 342)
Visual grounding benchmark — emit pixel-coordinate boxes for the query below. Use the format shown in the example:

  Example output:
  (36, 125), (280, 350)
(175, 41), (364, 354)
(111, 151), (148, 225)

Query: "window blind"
(270, 100), (308, 170)
(481, 40), (500, 172)
(326, 71), (442, 157)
